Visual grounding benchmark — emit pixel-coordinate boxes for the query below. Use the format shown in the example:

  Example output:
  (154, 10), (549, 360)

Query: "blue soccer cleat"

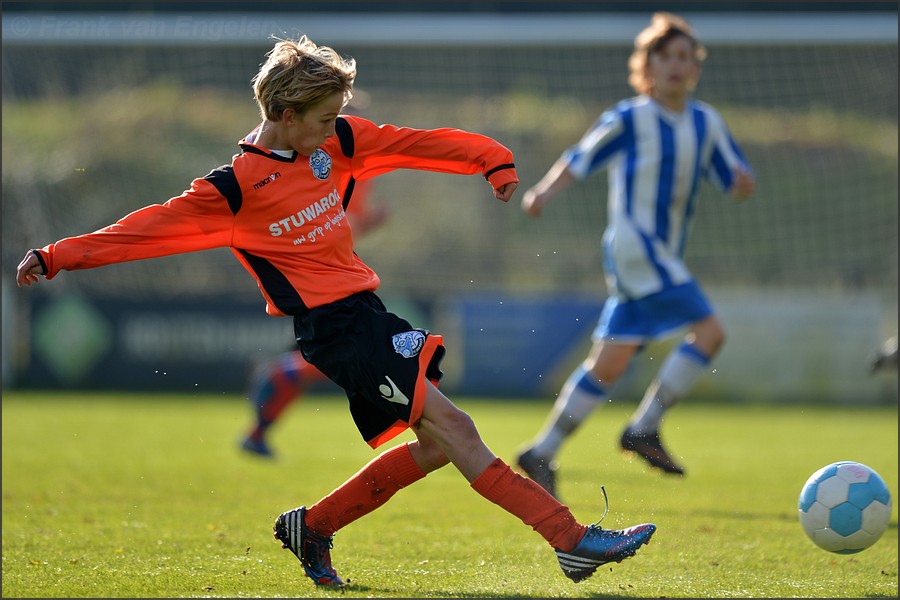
(240, 434), (274, 458)
(556, 521), (656, 582)
(274, 506), (345, 587)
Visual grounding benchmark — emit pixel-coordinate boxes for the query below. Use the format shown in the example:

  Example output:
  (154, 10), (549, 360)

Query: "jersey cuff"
(31, 249), (48, 275)
(485, 164), (518, 189)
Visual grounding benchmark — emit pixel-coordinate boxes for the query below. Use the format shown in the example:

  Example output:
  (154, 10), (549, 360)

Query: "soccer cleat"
(274, 506), (345, 587)
(556, 522), (657, 583)
(240, 434), (274, 458)
(869, 336), (898, 373)
(619, 429), (685, 475)
(516, 447), (559, 499)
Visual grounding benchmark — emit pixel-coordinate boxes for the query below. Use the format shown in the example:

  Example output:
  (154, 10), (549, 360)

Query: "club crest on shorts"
(309, 149), (332, 180)
(392, 331), (425, 359)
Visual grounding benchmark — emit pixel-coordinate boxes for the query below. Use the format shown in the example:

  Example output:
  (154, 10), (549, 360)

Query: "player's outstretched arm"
(522, 159), (575, 218)
(16, 250), (44, 287)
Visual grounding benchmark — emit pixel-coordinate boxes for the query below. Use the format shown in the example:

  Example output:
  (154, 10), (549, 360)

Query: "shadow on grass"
(339, 584), (634, 599)
(339, 579), (642, 599)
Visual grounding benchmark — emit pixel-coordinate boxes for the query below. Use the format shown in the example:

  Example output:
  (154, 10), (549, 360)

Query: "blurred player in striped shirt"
(516, 12), (756, 496)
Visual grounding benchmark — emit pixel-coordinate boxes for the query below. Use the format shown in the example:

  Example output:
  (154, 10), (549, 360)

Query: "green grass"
(2, 391), (897, 598)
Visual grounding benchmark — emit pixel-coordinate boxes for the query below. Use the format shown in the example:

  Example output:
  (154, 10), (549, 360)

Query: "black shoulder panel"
(204, 165), (243, 215)
(335, 116), (355, 158)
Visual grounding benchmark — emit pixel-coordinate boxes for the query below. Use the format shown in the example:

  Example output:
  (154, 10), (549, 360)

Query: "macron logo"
(379, 376), (410, 406)
(253, 171), (281, 190)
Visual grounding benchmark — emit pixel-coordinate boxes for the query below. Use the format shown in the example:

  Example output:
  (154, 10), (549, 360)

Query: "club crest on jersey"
(392, 331), (425, 359)
(309, 149), (332, 180)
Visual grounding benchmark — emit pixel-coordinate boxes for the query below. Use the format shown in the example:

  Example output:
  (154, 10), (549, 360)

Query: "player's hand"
(731, 168), (756, 201)
(16, 250), (45, 287)
(493, 181), (518, 203)
(521, 187), (551, 218)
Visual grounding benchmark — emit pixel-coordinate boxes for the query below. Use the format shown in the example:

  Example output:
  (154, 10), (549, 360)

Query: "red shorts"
(293, 291), (445, 448)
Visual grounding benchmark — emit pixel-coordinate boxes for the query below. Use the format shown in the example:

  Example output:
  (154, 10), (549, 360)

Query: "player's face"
(288, 92), (345, 156)
(647, 35), (700, 99)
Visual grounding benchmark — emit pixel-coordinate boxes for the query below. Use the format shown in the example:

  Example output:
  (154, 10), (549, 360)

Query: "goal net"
(3, 11), (897, 306)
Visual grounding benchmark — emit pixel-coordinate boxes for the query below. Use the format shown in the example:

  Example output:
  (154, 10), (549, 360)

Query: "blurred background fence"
(2, 4), (897, 403)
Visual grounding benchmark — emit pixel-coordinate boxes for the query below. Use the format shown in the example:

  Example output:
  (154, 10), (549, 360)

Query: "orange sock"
(471, 457), (587, 552)
(305, 442), (426, 535)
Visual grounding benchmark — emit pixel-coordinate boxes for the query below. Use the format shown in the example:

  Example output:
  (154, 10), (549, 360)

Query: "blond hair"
(252, 35), (357, 121)
(628, 13), (707, 95)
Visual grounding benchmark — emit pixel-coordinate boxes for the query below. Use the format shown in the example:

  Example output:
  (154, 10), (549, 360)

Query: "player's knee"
(708, 322), (726, 351)
(410, 440), (450, 472)
(444, 408), (479, 440)
(589, 360), (627, 385)
(431, 407), (482, 452)
(692, 318), (726, 354)
(418, 386), (483, 448)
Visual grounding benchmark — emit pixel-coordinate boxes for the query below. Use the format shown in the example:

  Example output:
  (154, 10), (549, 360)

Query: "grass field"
(2, 391), (897, 598)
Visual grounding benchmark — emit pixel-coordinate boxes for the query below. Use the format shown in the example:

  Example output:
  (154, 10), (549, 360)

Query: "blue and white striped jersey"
(562, 95), (751, 301)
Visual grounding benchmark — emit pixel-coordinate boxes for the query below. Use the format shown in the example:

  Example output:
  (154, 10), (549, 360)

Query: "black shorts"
(293, 291), (445, 448)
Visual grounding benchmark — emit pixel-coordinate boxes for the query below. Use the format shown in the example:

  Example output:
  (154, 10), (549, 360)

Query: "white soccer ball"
(798, 461), (892, 553)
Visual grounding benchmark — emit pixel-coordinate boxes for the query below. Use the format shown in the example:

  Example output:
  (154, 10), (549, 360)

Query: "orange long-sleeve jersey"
(34, 115), (518, 317)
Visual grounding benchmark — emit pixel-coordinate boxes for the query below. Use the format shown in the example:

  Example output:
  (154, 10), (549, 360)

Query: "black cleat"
(516, 447), (559, 499)
(274, 506), (345, 587)
(620, 429), (685, 475)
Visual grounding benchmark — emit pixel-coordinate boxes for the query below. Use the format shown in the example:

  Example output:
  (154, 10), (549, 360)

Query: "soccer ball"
(798, 461), (892, 554)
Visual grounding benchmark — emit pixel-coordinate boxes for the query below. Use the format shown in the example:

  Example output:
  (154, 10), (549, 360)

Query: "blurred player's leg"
(241, 351), (327, 457)
(620, 334), (716, 475)
(515, 365), (609, 499)
(516, 341), (634, 497)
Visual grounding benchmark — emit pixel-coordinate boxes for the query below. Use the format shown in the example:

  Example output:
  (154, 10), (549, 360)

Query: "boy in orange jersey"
(16, 36), (655, 588)
(239, 92), (390, 459)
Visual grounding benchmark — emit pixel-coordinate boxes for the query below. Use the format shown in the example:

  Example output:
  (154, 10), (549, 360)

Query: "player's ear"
(280, 107), (297, 125)
(688, 61), (702, 90)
